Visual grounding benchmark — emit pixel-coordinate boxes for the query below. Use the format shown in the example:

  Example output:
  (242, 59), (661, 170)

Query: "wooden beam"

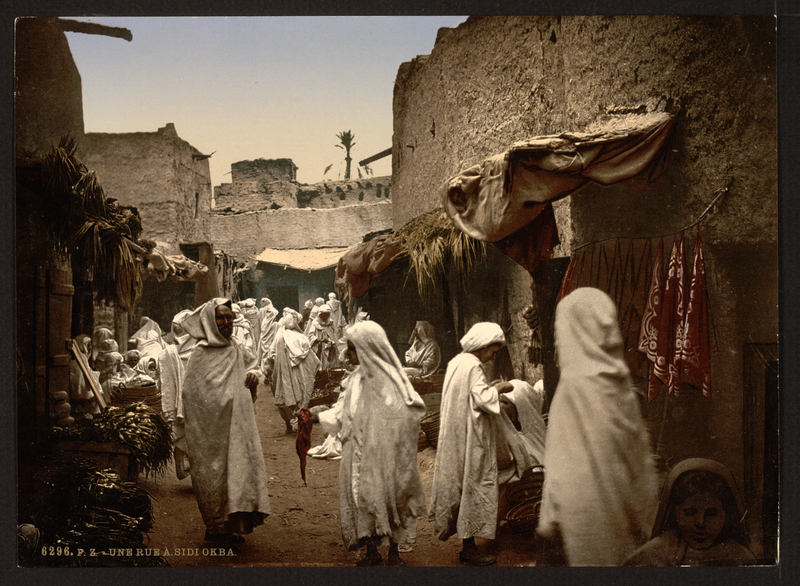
(56, 18), (133, 42)
(358, 148), (392, 167)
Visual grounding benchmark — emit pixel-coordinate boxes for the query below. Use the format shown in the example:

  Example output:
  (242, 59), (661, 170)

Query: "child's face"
(675, 491), (726, 549)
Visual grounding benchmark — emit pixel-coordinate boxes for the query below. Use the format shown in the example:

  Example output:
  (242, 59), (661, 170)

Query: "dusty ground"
(137, 381), (538, 568)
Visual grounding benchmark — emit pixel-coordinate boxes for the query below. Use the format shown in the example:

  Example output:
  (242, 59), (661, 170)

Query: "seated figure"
(403, 321), (441, 378)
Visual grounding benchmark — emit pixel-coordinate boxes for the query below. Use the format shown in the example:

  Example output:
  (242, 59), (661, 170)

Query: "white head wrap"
(459, 322), (505, 352)
(181, 298), (233, 348)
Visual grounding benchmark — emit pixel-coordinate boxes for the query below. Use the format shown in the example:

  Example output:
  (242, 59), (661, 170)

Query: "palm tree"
(335, 130), (356, 180)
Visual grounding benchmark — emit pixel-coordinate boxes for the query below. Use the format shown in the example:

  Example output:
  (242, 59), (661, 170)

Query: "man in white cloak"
(181, 298), (270, 544)
(258, 300), (280, 378)
(428, 322), (514, 566)
(231, 303), (255, 355)
(170, 309), (196, 369)
(241, 298), (261, 363)
(304, 297), (326, 335)
(315, 321), (427, 566)
(327, 292), (346, 339)
(307, 304), (340, 369)
(269, 313), (320, 434)
(495, 379), (547, 485)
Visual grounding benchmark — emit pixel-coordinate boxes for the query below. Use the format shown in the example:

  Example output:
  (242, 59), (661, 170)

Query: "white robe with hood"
(537, 287), (657, 566)
(181, 298), (270, 534)
(319, 321), (426, 550)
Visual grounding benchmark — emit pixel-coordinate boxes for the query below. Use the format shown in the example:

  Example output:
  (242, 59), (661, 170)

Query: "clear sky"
(64, 16), (468, 190)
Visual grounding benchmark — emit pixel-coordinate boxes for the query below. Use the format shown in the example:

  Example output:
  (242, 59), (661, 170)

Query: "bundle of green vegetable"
(58, 402), (173, 477)
(28, 451), (168, 567)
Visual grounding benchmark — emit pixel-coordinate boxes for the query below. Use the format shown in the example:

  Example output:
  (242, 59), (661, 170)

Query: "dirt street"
(137, 381), (537, 568)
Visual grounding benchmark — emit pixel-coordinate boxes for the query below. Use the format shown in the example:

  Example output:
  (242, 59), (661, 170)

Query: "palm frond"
(394, 208), (486, 301)
(24, 136), (144, 312)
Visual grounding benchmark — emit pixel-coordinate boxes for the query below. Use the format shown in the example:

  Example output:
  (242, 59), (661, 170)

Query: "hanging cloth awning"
(333, 234), (400, 315)
(141, 251), (209, 283)
(442, 109), (678, 271)
(253, 247), (351, 271)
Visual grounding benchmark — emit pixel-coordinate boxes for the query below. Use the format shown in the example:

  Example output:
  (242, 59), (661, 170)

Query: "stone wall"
(209, 202), (393, 259)
(214, 180), (299, 212)
(391, 15), (777, 555)
(80, 123), (214, 254)
(214, 168), (391, 213)
(231, 158), (297, 183)
(296, 178), (391, 209)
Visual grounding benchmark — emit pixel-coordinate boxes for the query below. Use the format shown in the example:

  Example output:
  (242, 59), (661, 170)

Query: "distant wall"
(231, 158), (297, 183)
(209, 202), (393, 259)
(214, 173), (392, 212)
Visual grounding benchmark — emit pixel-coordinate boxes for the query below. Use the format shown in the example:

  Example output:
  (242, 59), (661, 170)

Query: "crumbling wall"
(392, 15), (777, 554)
(214, 171), (391, 212)
(296, 178), (392, 209)
(214, 180), (299, 211)
(209, 201), (393, 259)
(231, 158), (297, 183)
(80, 123), (214, 254)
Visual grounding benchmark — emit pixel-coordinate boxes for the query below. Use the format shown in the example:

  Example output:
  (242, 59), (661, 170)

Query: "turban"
(459, 322), (506, 352)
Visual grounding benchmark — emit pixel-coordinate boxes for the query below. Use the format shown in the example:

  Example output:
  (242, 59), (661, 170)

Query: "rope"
(573, 180), (733, 252)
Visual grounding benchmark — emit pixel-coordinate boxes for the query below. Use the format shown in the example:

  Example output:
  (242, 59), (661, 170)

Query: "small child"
(625, 458), (757, 566)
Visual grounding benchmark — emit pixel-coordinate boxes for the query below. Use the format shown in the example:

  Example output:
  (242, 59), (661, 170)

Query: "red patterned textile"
(558, 238), (654, 388)
(676, 230), (714, 401)
(653, 235), (686, 395)
(638, 238), (664, 400)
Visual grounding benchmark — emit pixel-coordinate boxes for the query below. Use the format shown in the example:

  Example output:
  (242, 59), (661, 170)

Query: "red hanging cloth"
(667, 235), (689, 393)
(638, 237), (665, 400)
(676, 229), (714, 401)
(295, 408), (313, 486)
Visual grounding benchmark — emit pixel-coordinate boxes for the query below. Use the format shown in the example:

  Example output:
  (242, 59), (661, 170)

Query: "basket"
(410, 371), (446, 396)
(506, 467), (545, 508)
(420, 410), (441, 449)
(506, 499), (542, 540)
(309, 369), (347, 408)
(111, 383), (162, 413)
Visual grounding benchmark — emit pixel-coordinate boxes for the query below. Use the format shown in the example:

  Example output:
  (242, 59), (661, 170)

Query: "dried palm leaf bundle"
(16, 135), (144, 312)
(394, 208), (486, 301)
